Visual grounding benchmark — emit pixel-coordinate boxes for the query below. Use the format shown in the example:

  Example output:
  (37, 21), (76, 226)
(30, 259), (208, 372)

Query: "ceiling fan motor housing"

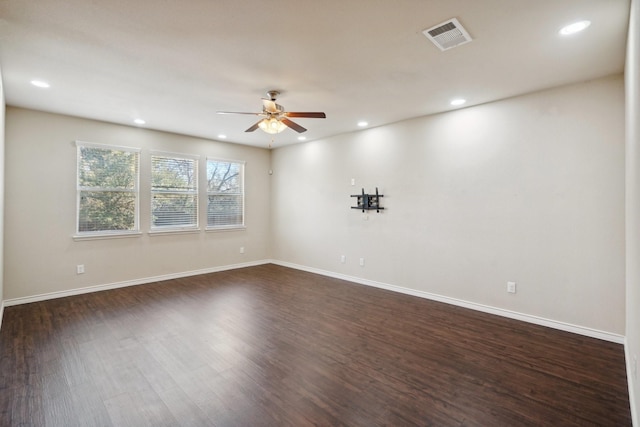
(267, 90), (280, 101)
(266, 104), (285, 114)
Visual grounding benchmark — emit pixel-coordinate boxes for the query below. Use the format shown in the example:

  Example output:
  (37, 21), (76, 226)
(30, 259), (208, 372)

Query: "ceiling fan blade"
(217, 111), (262, 115)
(262, 99), (278, 113)
(281, 118), (307, 133)
(285, 112), (326, 119)
(245, 120), (264, 132)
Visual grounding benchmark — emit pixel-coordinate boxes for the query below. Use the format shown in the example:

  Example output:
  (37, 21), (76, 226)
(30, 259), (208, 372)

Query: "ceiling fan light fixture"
(259, 118), (287, 134)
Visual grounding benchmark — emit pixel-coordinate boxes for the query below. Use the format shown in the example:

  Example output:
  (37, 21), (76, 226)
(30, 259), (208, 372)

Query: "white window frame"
(150, 151), (200, 233)
(74, 141), (141, 240)
(206, 158), (245, 231)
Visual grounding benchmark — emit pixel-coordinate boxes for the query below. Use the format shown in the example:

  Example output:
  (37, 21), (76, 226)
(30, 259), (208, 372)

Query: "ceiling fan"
(217, 91), (326, 134)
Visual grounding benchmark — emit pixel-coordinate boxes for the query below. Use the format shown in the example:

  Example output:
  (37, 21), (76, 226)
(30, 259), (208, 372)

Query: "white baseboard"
(271, 260), (626, 344)
(3, 260), (270, 307)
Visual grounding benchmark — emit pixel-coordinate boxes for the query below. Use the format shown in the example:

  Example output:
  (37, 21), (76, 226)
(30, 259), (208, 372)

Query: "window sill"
(148, 228), (201, 236)
(73, 231), (143, 241)
(206, 225), (246, 233)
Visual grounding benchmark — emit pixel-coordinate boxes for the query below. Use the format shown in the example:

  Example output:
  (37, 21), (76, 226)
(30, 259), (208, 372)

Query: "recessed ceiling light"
(133, 118), (146, 125)
(357, 121), (368, 127)
(559, 20), (591, 36)
(297, 136), (307, 141)
(30, 80), (50, 88)
(218, 134), (227, 139)
(450, 98), (466, 106)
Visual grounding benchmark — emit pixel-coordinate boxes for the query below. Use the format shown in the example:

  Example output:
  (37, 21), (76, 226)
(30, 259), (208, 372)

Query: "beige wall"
(271, 75), (626, 335)
(3, 108), (271, 300)
(626, 0), (640, 423)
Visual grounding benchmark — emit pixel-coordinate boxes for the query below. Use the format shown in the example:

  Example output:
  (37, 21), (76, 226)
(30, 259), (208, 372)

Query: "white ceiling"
(0, 0), (631, 148)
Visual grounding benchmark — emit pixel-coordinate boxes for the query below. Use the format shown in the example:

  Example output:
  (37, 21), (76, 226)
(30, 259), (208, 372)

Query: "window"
(151, 153), (198, 230)
(76, 142), (140, 235)
(207, 159), (244, 229)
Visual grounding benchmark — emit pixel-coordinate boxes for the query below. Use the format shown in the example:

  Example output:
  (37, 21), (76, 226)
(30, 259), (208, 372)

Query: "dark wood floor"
(0, 264), (631, 426)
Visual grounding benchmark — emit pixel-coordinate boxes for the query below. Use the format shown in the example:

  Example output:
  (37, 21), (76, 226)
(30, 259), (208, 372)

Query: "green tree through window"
(77, 143), (139, 233)
(207, 159), (244, 228)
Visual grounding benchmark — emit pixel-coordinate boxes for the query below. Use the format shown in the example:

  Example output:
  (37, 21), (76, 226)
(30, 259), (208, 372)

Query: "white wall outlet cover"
(507, 281), (516, 293)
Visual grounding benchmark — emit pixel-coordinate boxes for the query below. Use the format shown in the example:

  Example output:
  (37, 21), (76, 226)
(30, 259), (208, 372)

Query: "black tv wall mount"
(351, 188), (384, 213)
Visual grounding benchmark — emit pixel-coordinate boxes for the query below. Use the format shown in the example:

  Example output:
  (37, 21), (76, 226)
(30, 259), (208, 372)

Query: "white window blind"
(151, 153), (198, 230)
(207, 159), (244, 228)
(76, 142), (140, 234)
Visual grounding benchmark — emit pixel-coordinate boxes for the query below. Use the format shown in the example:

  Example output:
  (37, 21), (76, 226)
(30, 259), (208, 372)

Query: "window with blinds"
(76, 142), (140, 234)
(151, 153), (199, 230)
(207, 159), (244, 229)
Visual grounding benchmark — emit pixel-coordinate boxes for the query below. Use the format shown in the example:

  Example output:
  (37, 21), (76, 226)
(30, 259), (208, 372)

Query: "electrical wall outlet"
(507, 281), (516, 293)
(359, 258), (365, 267)
(340, 255), (346, 263)
(239, 246), (245, 254)
(77, 264), (85, 274)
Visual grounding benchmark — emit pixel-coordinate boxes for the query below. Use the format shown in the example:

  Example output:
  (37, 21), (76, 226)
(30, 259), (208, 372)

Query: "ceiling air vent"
(422, 18), (472, 51)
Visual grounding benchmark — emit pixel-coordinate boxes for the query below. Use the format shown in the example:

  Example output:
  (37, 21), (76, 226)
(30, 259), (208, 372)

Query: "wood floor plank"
(173, 364), (230, 422)
(154, 385), (216, 427)
(68, 381), (114, 427)
(103, 389), (178, 427)
(41, 369), (79, 427)
(0, 264), (631, 426)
